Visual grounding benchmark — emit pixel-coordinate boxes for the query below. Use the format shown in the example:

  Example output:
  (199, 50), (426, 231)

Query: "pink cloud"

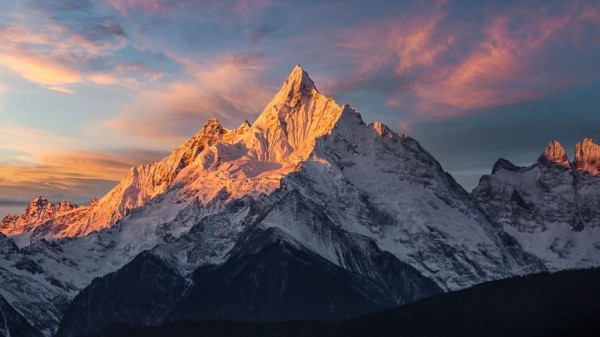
(332, 1), (600, 122)
(335, 6), (451, 76)
(413, 5), (595, 117)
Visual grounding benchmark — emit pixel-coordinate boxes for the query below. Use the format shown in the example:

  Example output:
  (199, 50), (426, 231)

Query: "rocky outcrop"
(538, 141), (570, 169)
(0, 197), (78, 237)
(574, 138), (600, 175)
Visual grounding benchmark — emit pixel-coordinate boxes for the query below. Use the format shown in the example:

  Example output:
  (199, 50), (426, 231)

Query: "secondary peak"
(538, 140), (570, 169)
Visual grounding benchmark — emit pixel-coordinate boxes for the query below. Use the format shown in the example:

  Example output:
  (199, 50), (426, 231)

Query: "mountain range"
(1, 66), (599, 337)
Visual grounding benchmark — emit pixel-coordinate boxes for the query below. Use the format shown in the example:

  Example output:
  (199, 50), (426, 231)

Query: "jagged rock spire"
(574, 138), (600, 175)
(250, 66), (343, 163)
(282, 65), (318, 95)
(538, 141), (570, 169)
(262, 65), (319, 110)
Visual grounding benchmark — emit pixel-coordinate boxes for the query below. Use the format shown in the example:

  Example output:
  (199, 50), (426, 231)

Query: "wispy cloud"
(106, 53), (273, 144)
(87, 72), (119, 85)
(0, 166), (118, 201)
(0, 0), (130, 93)
(0, 25), (82, 92)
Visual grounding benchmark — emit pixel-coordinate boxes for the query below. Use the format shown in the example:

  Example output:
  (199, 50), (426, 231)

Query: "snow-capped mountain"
(0, 197), (79, 240)
(473, 139), (600, 270)
(0, 66), (596, 336)
(0, 66), (348, 244)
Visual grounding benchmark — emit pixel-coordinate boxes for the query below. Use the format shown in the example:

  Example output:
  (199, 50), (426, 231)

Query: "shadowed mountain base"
(88, 268), (600, 337)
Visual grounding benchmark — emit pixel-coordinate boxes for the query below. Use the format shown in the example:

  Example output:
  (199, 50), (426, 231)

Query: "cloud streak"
(0, 46), (81, 93)
(0, 122), (169, 199)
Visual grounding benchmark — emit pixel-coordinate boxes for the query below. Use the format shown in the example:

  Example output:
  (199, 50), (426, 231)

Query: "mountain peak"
(250, 66), (343, 163)
(492, 158), (524, 174)
(574, 138), (600, 175)
(203, 117), (223, 129)
(271, 65), (318, 106)
(288, 65), (315, 87)
(28, 196), (51, 209)
(538, 141), (570, 169)
(185, 118), (226, 147)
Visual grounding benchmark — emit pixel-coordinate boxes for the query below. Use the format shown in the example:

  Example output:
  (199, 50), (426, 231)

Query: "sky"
(0, 0), (599, 202)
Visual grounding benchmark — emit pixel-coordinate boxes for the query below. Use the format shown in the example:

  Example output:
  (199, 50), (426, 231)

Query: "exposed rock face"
(251, 65), (343, 163)
(538, 141), (570, 169)
(574, 138), (600, 175)
(0, 197), (78, 237)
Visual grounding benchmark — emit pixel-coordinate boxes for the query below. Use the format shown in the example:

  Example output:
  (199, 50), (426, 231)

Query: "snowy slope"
(276, 107), (543, 290)
(0, 66), (346, 244)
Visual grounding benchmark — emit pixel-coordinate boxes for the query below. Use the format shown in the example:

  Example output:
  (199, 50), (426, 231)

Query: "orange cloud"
(0, 124), (167, 199)
(0, 47), (81, 93)
(0, 165), (118, 200)
(88, 73), (119, 85)
(35, 150), (163, 181)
